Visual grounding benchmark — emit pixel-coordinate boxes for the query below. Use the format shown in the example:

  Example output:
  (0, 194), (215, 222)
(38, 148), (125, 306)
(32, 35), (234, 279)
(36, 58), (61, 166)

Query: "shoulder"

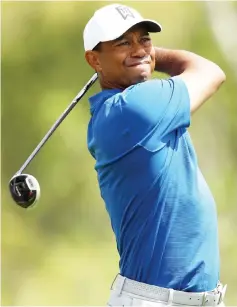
(90, 78), (190, 162)
(102, 77), (189, 120)
(95, 77), (189, 128)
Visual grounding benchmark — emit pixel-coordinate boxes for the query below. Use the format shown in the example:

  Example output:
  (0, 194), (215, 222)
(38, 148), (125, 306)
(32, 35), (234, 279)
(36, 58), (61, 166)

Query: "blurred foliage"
(1, 1), (237, 306)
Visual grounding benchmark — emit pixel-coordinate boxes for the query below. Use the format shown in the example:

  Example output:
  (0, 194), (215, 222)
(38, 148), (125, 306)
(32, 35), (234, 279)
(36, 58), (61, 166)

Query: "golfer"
(84, 4), (227, 306)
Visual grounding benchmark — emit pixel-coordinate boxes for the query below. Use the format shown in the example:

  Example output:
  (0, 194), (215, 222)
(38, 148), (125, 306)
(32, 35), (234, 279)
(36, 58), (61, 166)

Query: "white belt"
(111, 274), (227, 306)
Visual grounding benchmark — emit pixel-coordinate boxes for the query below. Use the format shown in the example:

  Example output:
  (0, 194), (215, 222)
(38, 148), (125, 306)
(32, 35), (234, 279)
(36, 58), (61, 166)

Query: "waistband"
(111, 274), (227, 306)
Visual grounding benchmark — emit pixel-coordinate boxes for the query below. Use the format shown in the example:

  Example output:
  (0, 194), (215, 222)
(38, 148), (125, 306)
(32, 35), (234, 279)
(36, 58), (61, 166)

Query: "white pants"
(107, 291), (226, 306)
(107, 275), (226, 307)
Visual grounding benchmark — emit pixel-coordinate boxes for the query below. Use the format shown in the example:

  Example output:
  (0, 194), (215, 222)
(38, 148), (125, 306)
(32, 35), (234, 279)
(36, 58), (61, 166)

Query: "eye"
(141, 37), (151, 44)
(117, 41), (130, 47)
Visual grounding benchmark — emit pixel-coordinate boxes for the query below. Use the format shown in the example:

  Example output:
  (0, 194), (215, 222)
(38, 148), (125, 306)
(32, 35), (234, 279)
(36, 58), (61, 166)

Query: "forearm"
(154, 47), (220, 77)
(154, 47), (226, 114)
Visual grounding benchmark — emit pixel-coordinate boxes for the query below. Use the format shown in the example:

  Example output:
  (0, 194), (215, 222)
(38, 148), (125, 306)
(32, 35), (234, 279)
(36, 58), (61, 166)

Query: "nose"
(130, 42), (147, 58)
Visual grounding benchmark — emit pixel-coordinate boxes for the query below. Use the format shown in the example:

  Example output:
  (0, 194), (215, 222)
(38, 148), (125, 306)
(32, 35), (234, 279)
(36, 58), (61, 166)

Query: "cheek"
(150, 47), (155, 61)
(100, 54), (126, 75)
(150, 48), (156, 70)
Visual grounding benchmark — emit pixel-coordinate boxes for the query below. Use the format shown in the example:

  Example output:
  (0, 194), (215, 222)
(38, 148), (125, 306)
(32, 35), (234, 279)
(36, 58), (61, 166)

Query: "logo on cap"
(116, 6), (135, 20)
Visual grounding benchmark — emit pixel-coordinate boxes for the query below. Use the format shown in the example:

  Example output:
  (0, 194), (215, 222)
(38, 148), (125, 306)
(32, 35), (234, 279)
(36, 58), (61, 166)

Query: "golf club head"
(9, 174), (40, 208)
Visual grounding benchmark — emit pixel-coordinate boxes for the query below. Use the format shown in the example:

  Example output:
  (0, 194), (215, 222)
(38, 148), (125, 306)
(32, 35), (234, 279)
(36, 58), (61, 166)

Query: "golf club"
(9, 73), (98, 209)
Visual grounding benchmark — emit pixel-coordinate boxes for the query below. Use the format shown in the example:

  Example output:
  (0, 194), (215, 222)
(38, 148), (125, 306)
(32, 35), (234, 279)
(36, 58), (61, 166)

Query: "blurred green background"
(2, 1), (237, 306)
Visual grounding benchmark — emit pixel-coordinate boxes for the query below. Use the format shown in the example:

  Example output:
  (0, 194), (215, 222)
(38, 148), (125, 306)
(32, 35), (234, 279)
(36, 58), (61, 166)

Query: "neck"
(98, 72), (150, 90)
(99, 77), (125, 91)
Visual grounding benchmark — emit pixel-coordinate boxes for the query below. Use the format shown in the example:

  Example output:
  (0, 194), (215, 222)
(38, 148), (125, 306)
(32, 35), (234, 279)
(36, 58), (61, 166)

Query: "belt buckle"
(202, 292), (208, 306)
(110, 273), (119, 290)
(218, 284), (227, 305)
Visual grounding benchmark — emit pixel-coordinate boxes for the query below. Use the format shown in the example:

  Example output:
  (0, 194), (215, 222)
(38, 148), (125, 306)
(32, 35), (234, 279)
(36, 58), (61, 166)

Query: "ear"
(85, 51), (102, 72)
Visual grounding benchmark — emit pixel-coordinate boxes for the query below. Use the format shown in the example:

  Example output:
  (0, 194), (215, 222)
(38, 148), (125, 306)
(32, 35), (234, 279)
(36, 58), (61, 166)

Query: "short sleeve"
(93, 76), (190, 163)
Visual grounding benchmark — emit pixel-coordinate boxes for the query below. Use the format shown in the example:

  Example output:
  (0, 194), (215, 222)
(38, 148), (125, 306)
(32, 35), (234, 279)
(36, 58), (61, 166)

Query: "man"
(84, 3), (227, 306)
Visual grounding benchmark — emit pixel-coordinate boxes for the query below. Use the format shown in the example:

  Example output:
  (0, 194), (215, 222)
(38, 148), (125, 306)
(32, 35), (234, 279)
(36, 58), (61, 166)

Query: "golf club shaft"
(16, 73), (98, 175)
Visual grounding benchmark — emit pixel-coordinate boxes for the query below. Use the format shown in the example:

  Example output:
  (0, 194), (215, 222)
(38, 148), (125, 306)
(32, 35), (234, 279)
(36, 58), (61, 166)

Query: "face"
(85, 24), (156, 89)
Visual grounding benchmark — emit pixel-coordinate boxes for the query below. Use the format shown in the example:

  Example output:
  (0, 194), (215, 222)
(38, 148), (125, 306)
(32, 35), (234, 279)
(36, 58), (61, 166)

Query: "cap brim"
(137, 19), (162, 32)
(100, 19), (162, 45)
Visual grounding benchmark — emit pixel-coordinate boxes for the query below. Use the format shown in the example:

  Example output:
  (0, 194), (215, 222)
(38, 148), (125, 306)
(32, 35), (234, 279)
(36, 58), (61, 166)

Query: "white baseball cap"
(83, 3), (162, 51)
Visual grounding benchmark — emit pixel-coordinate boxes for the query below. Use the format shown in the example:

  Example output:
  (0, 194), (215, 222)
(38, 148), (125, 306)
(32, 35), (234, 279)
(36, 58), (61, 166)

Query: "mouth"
(127, 61), (150, 67)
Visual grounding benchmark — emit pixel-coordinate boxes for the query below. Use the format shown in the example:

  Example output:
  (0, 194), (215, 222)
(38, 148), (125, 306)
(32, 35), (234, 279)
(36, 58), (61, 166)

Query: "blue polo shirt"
(87, 77), (219, 292)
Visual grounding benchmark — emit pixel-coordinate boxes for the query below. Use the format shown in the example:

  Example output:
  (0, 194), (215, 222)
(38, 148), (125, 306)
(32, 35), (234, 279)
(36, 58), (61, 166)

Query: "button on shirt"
(87, 77), (219, 292)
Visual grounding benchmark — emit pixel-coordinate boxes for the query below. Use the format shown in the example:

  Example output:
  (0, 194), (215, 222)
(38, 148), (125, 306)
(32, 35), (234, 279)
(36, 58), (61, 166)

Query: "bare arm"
(154, 48), (226, 114)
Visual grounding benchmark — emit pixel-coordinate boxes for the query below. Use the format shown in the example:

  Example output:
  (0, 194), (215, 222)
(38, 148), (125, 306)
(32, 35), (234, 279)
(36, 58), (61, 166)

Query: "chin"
(122, 67), (153, 88)
(133, 66), (153, 80)
(130, 71), (152, 85)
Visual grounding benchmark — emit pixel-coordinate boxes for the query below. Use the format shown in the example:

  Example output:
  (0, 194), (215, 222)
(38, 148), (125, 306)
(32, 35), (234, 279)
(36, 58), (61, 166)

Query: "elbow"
(218, 67), (226, 84)
(221, 71), (226, 83)
(214, 64), (226, 87)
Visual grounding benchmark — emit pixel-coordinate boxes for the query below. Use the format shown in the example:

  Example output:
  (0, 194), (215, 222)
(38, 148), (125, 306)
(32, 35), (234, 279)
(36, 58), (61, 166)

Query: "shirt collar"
(89, 89), (122, 115)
